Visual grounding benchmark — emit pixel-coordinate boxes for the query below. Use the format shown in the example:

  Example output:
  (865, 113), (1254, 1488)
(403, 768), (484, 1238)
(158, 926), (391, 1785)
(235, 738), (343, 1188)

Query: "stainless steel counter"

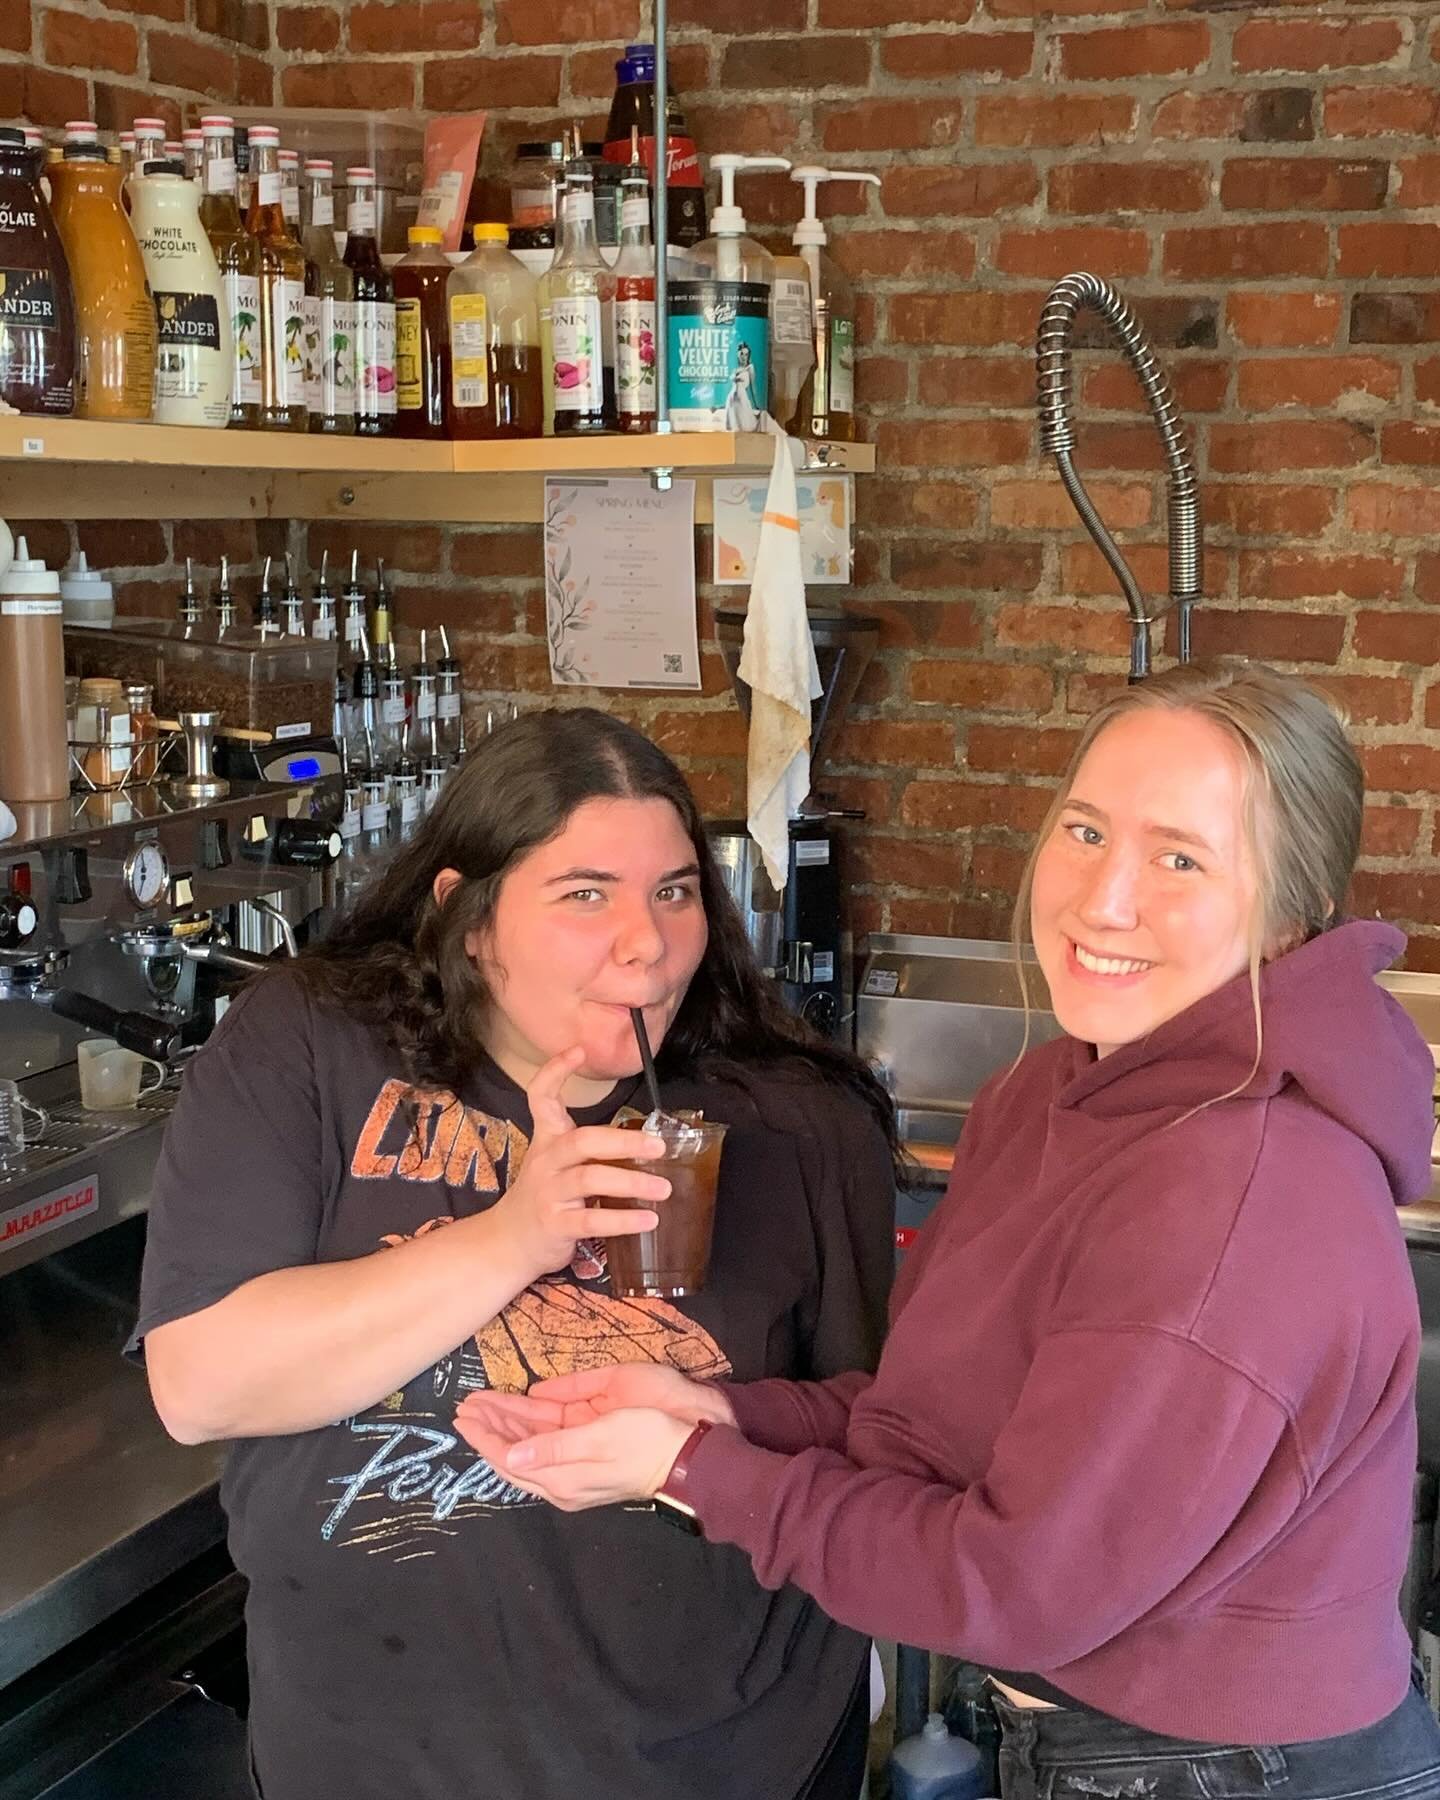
(0, 1216), (225, 1690)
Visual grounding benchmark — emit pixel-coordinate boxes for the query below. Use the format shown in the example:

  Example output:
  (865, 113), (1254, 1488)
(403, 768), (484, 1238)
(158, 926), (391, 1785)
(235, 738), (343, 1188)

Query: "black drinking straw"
(630, 1007), (663, 1116)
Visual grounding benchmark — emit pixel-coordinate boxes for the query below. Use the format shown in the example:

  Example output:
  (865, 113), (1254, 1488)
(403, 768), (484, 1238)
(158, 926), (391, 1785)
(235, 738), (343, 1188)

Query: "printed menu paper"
(544, 478), (700, 690)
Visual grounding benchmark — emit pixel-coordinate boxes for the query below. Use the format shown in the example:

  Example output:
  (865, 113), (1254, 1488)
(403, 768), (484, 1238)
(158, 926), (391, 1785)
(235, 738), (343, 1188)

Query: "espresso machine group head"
(707, 608), (882, 1043)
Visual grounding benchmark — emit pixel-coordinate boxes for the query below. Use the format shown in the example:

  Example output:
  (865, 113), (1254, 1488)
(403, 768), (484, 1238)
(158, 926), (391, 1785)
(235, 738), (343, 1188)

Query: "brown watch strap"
(653, 1420), (713, 1531)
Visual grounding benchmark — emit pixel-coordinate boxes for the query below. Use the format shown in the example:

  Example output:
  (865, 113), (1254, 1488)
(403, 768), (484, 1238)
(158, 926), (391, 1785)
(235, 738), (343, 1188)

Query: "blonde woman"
(459, 663), (1440, 1799)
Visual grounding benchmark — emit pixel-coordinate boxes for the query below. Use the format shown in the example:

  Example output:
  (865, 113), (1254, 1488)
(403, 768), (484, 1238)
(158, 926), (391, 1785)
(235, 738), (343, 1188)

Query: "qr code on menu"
(663, 654), (683, 674)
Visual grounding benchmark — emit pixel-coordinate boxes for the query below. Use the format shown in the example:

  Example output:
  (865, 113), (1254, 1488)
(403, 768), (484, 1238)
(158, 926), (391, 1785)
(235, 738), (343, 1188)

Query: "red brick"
(994, 225), (1149, 279)
(0, 0), (28, 51)
(422, 53), (559, 110)
(1060, 541), (1229, 599)
(650, 709), (749, 760)
(856, 357), (910, 406)
(348, 0), (481, 51)
(849, 834), (966, 894)
(685, 102), (804, 158)
(882, 30), (1034, 79)
(1350, 293), (1440, 346)
(1382, 423), (1440, 466)
(283, 58), (414, 108)
(967, 724), (1081, 778)
(92, 79), (177, 135)
(889, 289), (1041, 348)
(908, 660), (1054, 712)
(970, 844), (1031, 896)
(1429, 684), (1440, 728)
(1225, 290), (1342, 349)
(99, 0), (184, 16)
(831, 719), (958, 770)
(276, 3), (339, 48)
(974, 92), (1135, 148)
(1083, 358), (1228, 415)
(818, 0), (973, 20)
(146, 27), (236, 93)
(918, 356), (1034, 409)
(890, 539), (1042, 591)
(1152, 90), (1246, 141)
(989, 0), (1141, 13)
(1209, 421), (1373, 474)
(1058, 19), (1208, 78)
(821, 98), (964, 152)
(1363, 744), (1440, 794)
(996, 604), (1131, 657)
(1241, 88), (1317, 144)
(236, 48), (271, 105)
(1374, 873), (1440, 920)
(1352, 611), (1440, 664)
(449, 529), (542, 579)
(875, 417), (1032, 467)
(1193, 609), (1345, 664)
(1347, 484), (1440, 536)
(1325, 86), (1439, 138)
(900, 778), (1053, 833)
(1073, 422), (1173, 472)
(1047, 160), (1208, 216)
(191, 0), (268, 49)
(495, 0), (638, 44)
(1236, 355), (1398, 413)
(307, 524), (445, 574)
(1358, 802), (1422, 850)
(1220, 156), (1387, 213)
(1163, 222), (1328, 280)
(861, 481), (982, 530)
(991, 478), (1150, 531)
(1210, 483), (1336, 537)
(1234, 16), (1406, 75)
(1417, 554), (1440, 603)
(1238, 550), (1404, 603)
(723, 35), (871, 89)
(42, 7), (137, 70)
(831, 230), (976, 281)
(23, 65), (93, 124)
(1397, 155), (1440, 209)
(1339, 223), (1440, 280)
(77, 521), (168, 567)
(882, 162), (1037, 219)
(671, 0), (802, 24)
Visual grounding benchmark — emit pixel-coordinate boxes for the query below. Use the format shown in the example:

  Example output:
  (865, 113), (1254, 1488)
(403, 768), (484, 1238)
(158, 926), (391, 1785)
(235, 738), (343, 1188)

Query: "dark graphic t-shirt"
(132, 971), (894, 1800)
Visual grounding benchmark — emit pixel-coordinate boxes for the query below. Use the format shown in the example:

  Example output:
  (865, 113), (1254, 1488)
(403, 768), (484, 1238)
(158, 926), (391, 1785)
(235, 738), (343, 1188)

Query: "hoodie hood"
(1054, 919), (1435, 1207)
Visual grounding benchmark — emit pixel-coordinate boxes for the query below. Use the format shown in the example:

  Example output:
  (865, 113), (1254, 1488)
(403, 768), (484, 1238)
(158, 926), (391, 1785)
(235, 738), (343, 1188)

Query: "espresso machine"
(707, 608), (881, 1043)
(0, 762), (342, 1794)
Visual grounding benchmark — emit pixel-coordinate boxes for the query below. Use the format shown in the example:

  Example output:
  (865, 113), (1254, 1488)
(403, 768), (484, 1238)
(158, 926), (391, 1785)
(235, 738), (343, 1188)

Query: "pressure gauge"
(123, 841), (170, 909)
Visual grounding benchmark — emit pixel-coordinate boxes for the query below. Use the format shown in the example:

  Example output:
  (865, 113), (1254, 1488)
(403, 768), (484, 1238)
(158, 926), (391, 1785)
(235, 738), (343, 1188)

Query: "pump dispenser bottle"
(668, 153), (789, 433)
(784, 165), (880, 442)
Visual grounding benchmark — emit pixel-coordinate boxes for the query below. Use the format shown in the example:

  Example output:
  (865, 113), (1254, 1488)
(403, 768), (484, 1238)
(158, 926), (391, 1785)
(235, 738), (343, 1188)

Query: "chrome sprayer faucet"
(1036, 272), (1202, 682)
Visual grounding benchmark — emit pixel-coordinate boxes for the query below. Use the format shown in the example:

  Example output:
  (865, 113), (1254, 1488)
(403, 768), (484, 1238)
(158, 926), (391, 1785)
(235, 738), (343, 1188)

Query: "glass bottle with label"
(538, 146), (614, 435)
(343, 165), (395, 437)
(244, 126), (307, 432)
(0, 126), (76, 418)
(278, 149), (301, 232)
(182, 129), (204, 184)
(393, 224), (449, 440)
(130, 159), (231, 428)
(301, 159), (355, 436)
(47, 141), (154, 421)
(446, 224), (543, 440)
(198, 114), (261, 430)
(129, 118), (166, 188)
(612, 158), (656, 434)
(277, 146), (322, 419)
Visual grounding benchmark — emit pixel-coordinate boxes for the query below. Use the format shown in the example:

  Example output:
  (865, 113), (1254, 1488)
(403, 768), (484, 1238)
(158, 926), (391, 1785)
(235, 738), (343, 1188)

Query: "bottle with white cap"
(130, 157), (233, 426)
(667, 153), (790, 433)
(0, 533), (69, 803)
(60, 550), (115, 628)
(182, 128), (204, 184)
(783, 165), (881, 442)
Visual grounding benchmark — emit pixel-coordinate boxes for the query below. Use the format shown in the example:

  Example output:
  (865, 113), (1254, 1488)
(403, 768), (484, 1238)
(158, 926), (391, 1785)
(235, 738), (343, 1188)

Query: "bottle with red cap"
(198, 114), (261, 429)
(343, 166), (395, 436)
(244, 123), (307, 432)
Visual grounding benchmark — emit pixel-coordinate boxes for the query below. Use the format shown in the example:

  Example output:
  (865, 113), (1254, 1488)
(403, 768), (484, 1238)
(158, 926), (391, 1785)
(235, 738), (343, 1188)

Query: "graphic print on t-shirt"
(320, 1080), (729, 1560)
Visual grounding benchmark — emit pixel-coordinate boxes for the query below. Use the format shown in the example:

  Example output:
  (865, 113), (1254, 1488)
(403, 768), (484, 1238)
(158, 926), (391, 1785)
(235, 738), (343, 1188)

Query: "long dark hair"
(295, 707), (899, 1160)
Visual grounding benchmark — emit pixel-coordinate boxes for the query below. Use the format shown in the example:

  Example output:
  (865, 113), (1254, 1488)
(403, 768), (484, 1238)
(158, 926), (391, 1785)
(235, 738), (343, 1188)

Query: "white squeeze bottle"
(668, 153), (789, 433)
(784, 165), (881, 442)
(130, 158), (233, 427)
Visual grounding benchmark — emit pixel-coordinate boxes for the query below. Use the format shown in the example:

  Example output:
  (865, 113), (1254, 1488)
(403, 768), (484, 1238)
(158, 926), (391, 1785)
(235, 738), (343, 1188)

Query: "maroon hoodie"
(682, 920), (1435, 1744)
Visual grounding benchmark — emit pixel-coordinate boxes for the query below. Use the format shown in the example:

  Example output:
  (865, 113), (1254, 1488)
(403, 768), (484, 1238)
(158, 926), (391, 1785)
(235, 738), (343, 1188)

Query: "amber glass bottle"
(244, 124), (307, 432)
(393, 225), (449, 439)
(48, 142), (155, 421)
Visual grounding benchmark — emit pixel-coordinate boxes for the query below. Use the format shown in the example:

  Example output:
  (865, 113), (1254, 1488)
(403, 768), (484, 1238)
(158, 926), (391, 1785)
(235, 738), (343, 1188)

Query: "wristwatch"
(652, 1420), (713, 1534)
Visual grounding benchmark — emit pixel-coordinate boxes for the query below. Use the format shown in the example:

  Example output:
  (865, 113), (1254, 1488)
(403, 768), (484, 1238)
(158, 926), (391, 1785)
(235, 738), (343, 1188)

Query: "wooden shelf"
(0, 417), (875, 524)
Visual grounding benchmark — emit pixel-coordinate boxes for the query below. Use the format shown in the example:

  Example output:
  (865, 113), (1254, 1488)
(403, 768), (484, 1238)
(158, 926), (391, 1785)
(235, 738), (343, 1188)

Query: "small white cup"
(77, 1038), (166, 1111)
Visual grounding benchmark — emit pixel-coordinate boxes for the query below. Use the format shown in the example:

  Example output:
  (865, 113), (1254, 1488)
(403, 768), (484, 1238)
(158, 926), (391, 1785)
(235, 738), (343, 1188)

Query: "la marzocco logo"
(0, 269), (57, 324)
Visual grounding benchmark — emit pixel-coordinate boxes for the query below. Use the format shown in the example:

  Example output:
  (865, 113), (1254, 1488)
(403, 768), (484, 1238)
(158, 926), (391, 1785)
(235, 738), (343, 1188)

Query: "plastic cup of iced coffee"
(605, 1110), (728, 1298)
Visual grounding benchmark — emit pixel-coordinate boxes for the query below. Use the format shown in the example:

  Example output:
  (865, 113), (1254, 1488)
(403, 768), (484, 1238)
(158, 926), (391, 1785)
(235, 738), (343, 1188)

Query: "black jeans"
(993, 1669), (1440, 1800)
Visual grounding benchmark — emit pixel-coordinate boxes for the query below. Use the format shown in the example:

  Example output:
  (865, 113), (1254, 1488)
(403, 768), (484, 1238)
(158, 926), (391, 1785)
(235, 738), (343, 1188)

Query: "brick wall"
(8, 1), (1440, 960)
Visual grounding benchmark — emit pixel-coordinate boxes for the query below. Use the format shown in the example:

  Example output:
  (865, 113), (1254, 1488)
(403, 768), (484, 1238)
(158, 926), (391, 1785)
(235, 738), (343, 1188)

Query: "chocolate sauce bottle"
(0, 127), (76, 417)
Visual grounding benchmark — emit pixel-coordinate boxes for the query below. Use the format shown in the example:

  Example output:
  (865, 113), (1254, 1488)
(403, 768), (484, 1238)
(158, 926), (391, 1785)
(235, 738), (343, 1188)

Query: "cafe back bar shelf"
(0, 418), (875, 525)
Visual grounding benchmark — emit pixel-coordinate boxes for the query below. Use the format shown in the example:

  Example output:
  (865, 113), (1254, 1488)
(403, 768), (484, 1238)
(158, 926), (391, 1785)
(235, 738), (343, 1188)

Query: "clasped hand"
(454, 1363), (735, 1511)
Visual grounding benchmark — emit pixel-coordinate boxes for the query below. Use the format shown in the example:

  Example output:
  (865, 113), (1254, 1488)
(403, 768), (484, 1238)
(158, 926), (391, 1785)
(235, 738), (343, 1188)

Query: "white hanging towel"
(737, 427), (822, 890)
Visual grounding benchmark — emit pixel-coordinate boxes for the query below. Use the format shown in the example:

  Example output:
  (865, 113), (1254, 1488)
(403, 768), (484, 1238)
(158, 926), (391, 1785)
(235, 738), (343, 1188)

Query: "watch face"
(124, 841), (169, 908)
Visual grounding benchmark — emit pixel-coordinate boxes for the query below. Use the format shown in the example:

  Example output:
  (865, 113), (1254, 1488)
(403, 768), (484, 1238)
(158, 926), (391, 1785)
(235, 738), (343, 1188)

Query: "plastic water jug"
(887, 1713), (989, 1800)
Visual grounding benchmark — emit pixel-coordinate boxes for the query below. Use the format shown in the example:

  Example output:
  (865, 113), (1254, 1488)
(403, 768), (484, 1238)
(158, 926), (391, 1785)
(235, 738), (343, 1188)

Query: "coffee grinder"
(707, 608), (880, 1043)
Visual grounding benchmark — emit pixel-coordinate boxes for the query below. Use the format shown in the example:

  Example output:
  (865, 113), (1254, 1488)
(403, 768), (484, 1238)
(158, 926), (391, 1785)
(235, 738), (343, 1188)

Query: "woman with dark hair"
(131, 707), (896, 1800)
